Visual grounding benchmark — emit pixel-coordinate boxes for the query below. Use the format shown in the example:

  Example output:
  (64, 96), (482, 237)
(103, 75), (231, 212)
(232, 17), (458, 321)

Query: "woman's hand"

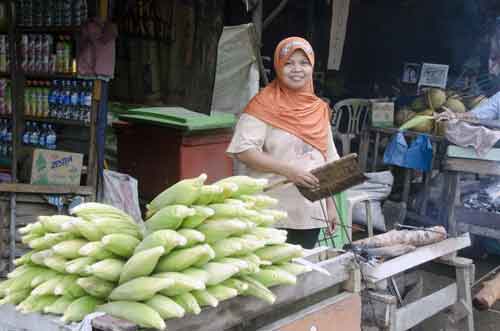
(283, 165), (319, 189)
(435, 108), (457, 122)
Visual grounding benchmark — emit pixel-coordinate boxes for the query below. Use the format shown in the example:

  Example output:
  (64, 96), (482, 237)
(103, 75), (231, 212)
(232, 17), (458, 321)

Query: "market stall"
(0, 0), (111, 275)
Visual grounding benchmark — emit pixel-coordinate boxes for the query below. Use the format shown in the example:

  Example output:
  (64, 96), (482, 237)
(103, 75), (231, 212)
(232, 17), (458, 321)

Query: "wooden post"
(440, 171), (460, 237)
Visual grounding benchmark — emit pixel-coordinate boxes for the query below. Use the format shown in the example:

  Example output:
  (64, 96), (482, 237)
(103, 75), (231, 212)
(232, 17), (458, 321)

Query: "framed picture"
(418, 63), (449, 88)
(402, 62), (421, 84)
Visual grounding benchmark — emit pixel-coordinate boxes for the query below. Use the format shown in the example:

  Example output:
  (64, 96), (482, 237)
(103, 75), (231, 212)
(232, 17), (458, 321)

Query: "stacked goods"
(401, 88), (485, 135)
(0, 174), (311, 330)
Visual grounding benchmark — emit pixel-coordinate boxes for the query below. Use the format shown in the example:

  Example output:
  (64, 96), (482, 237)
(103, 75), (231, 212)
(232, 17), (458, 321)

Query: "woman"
(226, 37), (339, 249)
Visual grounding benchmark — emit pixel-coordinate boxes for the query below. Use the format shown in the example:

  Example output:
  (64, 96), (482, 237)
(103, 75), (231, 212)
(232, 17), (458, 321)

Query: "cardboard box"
(30, 149), (83, 186)
(371, 102), (394, 128)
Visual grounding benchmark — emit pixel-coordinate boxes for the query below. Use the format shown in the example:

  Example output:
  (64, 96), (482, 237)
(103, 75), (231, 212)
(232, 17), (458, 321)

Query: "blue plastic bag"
(405, 135), (433, 172)
(383, 132), (408, 167)
(383, 132), (433, 172)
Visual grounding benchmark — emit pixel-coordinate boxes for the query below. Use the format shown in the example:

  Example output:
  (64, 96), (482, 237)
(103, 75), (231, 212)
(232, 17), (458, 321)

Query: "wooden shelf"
(0, 183), (94, 195)
(0, 72), (10, 78)
(24, 116), (89, 127)
(17, 26), (81, 33)
(24, 72), (77, 80)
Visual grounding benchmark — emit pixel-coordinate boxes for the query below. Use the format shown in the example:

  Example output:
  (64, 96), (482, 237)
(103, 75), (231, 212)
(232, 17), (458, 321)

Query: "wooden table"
(440, 146), (500, 238)
(358, 127), (446, 219)
(361, 233), (474, 331)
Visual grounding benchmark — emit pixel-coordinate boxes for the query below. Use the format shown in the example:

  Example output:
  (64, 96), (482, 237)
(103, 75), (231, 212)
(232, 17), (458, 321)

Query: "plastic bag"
(383, 131), (407, 167)
(405, 134), (433, 172)
(383, 132), (433, 172)
(102, 170), (143, 223)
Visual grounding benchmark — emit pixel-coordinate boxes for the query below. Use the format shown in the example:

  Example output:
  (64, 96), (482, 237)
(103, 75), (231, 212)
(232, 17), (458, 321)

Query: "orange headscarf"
(244, 37), (330, 159)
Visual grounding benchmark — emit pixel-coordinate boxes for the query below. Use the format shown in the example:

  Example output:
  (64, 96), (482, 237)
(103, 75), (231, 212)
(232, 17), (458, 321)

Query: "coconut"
(411, 109), (434, 133)
(425, 88), (447, 110)
(443, 98), (467, 113)
(410, 97), (426, 111)
(395, 107), (415, 126)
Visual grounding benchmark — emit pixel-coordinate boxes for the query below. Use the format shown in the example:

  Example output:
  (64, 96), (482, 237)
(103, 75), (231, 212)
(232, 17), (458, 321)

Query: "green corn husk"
(214, 176), (268, 197)
(194, 184), (224, 205)
(276, 262), (312, 276)
(208, 203), (259, 219)
(221, 278), (249, 294)
(192, 289), (219, 308)
(255, 243), (304, 264)
(21, 232), (43, 244)
(39, 215), (79, 233)
(31, 269), (60, 288)
(61, 296), (104, 323)
(31, 276), (64, 296)
(43, 255), (68, 273)
(223, 198), (255, 209)
(145, 205), (196, 232)
(69, 218), (105, 241)
(86, 258), (124, 282)
(18, 294), (58, 314)
(252, 266), (297, 287)
(202, 262), (240, 286)
(30, 249), (54, 265)
(7, 267), (44, 292)
(44, 296), (74, 315)
(245, 212), (275, 226)
(182, 268), (210, 284)
(97, 301), (167, 330)
(177, 229), (205, 248)
(216, 257), (251, 273)
(101, 234), (140, 258)
(249, 227), (288, 245)
(146, 174), (207, 218)
(236, 235), (267, 255)
(93, 217), (143, 239)
(52, 239), (88, 259)
(77, 276), (115, 298)
(0, 289), (30, 305)
(181, 205), (215, 228)
(239, 194), (278, 209)
(6, 264), (37, 279)
(239, 276), (276, 304)
(0, 278), (14, 298)
(54, 275), (86, 298)
(79, 241), (116, 260)
(155, 272), (205, 296)
(197, 218), (250, 243)
(119, 246), (165, 284)
(399, 115), (434, 131)
(65, 257), (96, 276)
(14, 251), (35, 266)
(19, 222), (45, 235)
(206, 285), (238, 302)
(212, 182), (239, 203)
(212, 237), (244, 258)
(29, 232), (75, 250)
(109, 277), (174, 301)
(145, 294), (186, 320)
(134, 229), (187, 255)
(173, 292), (201, 315)
(70, 202), (135, 224)
(260, 209), (288, 221)
(155, 244), (215, 272)
(193, 245), (217, 267)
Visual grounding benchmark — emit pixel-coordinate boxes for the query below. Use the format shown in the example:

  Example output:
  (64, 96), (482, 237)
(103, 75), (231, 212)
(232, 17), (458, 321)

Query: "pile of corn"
(0, 174), (311, 330)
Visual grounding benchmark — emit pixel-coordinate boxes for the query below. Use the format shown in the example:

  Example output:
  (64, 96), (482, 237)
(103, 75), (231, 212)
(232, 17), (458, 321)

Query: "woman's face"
(281, 50), (313, 90)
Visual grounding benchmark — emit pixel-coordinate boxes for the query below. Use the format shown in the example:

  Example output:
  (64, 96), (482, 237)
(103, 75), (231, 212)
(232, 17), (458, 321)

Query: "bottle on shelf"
(24, 80), (31, 116)
(70, 79), (80, 121)
(39, 123), (47, 148)
(49, 79), (59, 118)
(23, 121), (32, 145)
(46, 124), (57, 150)
(29, 122), (39, 146)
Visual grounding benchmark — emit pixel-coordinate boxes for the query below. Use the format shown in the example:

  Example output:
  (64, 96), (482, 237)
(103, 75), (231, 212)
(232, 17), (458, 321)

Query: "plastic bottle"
(30, 122), (39, 146)
(39, 123), (47, 148)
(70, 80), (79, 120)
(83, 81), (92, 123)
(24, 81), (31, 116)
(23, 121), (32, 145)
(44, 0), (53, 26)
(36, 83), (44, 117)
(33, 0), (42, 27)
(43, 81), (50, 117)
(63, 80), (71, 119)
(56, 80), (65, 119)
(56, 37), (64, 73)
(46, 124), (56, 150)
(62, 0), (72, 26)
(63, 37), (71, 73)
(24, 0), (33, 27)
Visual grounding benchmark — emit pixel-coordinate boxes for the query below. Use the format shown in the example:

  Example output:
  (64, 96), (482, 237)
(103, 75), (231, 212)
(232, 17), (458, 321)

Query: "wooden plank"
(420, 142), (436, 216)
(369, 127), (445, 142)
(166, 252), (355, 331)
(257, 293), (360, 331)
(454, 264), (474, 331)
(458, 223), (500, 240)
(327, 0), (350, 70)
(362, 234), (471, 283)
(372, 131), (380, 172)
(444, 157), (500, 176)
(92, 314), (138, 331)
(447, 145), (500, 162)
(394, 283), (458, 331)
(0, 183), (94, 195)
